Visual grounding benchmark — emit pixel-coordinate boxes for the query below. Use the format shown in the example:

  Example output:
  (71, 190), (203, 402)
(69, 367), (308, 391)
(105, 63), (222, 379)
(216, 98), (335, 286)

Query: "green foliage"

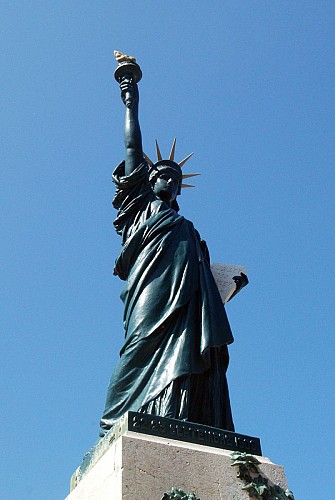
(230, 452), (294, 500)
(161, 486), (200, 500)
(231, 451), (262, 479)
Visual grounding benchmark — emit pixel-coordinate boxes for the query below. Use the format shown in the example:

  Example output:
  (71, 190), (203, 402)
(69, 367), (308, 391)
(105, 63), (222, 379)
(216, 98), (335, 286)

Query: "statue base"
(66, 412), (288, 500)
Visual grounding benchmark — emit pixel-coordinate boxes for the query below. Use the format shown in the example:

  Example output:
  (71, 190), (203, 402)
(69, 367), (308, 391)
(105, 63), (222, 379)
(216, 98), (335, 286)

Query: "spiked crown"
(144, 138), (200, 195)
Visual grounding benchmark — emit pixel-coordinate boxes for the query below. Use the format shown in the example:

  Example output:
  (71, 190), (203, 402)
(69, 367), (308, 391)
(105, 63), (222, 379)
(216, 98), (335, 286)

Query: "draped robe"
(100, 161), (235, 435)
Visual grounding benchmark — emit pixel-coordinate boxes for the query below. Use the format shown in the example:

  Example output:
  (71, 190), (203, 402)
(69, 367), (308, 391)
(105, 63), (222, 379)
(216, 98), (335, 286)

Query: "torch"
(114, 50), (142, 108)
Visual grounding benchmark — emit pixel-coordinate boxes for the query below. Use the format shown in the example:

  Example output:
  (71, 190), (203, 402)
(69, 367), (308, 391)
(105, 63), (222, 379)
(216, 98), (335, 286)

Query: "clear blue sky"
(1, 1), (334, 498)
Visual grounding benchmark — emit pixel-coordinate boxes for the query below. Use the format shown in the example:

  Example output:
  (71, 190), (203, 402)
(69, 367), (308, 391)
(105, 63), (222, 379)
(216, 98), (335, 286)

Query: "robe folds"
(100, 161), (235, 435)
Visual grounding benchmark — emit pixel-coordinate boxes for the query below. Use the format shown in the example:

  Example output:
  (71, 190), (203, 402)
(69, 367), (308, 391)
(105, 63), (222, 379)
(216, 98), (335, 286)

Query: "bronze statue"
(99, 52), (247, 437)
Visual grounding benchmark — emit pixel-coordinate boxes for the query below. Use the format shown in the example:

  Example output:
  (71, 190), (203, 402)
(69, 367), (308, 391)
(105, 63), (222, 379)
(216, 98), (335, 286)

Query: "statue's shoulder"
(112, 161), (150, 192)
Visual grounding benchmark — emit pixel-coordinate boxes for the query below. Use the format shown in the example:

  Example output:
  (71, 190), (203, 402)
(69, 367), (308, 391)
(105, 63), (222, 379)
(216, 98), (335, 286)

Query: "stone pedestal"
(66, 414), (288, 500)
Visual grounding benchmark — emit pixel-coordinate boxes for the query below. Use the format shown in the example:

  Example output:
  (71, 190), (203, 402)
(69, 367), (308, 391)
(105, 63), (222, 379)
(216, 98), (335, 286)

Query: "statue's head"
(149, 161), (182, 202)
(145, 139), (199, 210)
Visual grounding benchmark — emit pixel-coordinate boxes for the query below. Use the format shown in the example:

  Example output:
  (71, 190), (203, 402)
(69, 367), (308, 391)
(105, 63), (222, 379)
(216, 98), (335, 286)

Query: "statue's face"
(152, 171), (180, 203)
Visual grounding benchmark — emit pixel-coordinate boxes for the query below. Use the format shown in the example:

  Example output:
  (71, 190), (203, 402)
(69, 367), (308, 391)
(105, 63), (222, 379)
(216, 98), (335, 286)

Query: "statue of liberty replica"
(99, 52), (248, 437)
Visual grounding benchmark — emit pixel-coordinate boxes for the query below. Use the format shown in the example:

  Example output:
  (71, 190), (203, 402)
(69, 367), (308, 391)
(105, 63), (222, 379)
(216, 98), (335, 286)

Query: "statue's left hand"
(232, 272), (249, 292)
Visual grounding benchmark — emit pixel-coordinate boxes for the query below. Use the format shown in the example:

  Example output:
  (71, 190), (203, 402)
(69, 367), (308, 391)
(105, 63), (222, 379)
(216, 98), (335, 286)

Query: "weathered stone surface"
(66, 431), (287, 500)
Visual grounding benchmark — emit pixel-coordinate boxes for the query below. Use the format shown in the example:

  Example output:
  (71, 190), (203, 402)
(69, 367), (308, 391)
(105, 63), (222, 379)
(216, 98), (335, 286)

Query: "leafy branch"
(161, 486), (200, 500)
(231, 452), (294, 500)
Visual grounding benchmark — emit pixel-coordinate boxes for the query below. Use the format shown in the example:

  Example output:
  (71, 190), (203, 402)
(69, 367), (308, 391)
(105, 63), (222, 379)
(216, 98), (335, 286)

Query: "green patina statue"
(99, 52), (247, 437)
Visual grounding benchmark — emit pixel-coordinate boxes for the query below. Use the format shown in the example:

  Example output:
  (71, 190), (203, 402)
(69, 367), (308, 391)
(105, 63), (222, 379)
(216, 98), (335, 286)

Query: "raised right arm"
(119, 76), (144, 176)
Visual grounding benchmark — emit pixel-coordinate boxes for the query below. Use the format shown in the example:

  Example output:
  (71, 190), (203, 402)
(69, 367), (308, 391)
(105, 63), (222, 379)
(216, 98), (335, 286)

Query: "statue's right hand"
(120, 75), (138, 108)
